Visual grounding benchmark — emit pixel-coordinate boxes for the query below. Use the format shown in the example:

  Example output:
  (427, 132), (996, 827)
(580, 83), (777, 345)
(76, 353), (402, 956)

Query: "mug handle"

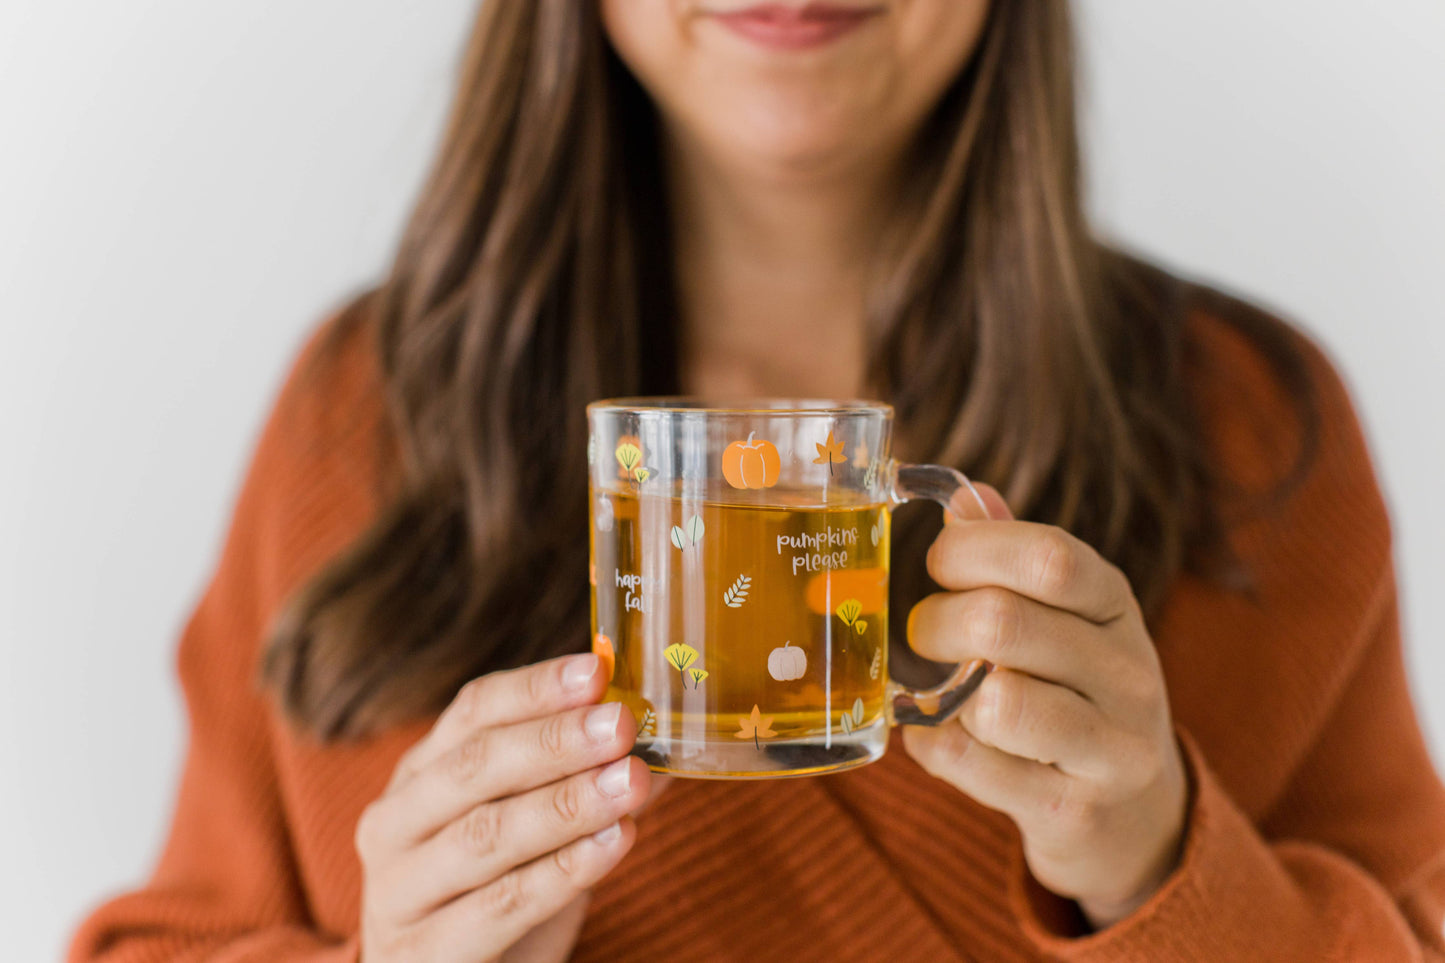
(884, 459), (996, 726)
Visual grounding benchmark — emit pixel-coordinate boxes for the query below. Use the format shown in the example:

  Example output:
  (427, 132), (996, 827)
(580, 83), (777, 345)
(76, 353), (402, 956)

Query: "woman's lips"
(706, 3), (884, 51)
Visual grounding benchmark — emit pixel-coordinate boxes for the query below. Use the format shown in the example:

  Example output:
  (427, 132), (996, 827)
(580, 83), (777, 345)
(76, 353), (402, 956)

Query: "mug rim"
(587, 396), (893, 416)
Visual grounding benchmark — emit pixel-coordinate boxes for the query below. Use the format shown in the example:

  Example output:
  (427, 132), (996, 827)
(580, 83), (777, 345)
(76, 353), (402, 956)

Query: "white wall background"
(1, 1), (1440, 958)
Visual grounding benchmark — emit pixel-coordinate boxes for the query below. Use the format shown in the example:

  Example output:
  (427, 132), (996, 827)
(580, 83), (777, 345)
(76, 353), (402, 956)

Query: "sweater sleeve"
(67, 317), (386, 962)
(1010, 557), (1445, 961)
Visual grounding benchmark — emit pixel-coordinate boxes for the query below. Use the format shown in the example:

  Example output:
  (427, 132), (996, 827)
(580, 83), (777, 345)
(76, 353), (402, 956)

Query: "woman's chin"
(695, 116), (887, 184)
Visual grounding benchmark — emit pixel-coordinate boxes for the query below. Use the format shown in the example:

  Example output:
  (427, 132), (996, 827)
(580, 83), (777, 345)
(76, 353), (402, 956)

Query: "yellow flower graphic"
(615, 440), (642, 476)
(664, 643), (699, 674)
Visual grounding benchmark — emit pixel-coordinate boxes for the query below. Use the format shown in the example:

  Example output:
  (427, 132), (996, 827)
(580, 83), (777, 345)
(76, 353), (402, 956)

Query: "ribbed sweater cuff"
(210, 929), (361, 963)
(1006, 727), (1314, 962)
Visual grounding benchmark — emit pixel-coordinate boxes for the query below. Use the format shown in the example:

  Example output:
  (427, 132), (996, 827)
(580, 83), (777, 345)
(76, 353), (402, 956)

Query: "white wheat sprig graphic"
(723, 574), (752, 608)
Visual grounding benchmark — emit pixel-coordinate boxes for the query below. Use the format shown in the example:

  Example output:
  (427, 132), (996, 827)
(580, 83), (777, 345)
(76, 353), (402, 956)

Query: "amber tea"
(592, 487), (891, 777)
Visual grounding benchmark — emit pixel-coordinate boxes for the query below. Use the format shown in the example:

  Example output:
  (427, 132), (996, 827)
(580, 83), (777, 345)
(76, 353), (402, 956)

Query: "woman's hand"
(355, 653), (652, 962)
(902, 485), (1188, 930)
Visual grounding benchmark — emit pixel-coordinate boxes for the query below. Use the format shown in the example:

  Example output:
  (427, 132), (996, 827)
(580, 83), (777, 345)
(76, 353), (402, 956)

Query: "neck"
(664, 132), (899, 400)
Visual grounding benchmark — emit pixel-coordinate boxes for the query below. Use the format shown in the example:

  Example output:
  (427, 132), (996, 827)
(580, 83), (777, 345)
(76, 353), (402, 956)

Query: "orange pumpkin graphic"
(804, 567), (888, 616)
(721, 431), (781, 490)
(593, 631), (615, 683)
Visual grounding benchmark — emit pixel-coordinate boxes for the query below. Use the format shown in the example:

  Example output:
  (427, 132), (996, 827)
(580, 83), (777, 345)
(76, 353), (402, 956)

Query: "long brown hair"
(264, 1), (1319, 739)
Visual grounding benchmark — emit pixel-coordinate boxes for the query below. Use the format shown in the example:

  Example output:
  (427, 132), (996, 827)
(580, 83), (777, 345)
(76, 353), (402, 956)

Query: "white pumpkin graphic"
(767, 640), (807, 681)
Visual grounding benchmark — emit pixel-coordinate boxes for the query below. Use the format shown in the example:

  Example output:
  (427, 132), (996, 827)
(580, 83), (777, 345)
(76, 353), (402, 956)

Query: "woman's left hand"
(901, 484), (1188, 930)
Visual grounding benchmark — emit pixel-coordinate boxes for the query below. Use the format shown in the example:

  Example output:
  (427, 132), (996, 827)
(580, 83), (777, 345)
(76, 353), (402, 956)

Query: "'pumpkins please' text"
(778, 527), (859, 576)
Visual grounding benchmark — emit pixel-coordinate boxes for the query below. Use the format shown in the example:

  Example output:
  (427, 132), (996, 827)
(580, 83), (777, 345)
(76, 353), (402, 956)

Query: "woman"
(70, 1), (1445, 960)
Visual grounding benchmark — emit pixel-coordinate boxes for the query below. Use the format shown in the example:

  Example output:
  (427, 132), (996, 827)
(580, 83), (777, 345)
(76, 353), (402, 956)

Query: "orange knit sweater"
(69, 305), (1445, 962)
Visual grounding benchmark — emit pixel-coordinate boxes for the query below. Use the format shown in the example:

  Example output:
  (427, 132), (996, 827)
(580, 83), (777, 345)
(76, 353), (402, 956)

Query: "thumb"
(973, 482), (1014, 520)
(943, 481), (1014, 524)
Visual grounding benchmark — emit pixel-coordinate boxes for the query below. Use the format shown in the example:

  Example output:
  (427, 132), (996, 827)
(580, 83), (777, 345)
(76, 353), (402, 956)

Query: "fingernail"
(591, 821), (622, 845)
(563, 653), (599, 692)
(596, 757), (632, 798)
(585, 702), (622, 743)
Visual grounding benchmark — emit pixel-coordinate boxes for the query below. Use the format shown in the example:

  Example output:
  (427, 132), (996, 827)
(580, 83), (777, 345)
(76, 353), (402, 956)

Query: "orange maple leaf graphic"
(852, 440), (869, 468)
(734, 704), (777, 749)
(813, 430), (846, 476)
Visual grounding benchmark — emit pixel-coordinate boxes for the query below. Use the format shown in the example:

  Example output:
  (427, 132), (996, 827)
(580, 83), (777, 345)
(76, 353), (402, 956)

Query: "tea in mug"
(590, 484), (891, 777)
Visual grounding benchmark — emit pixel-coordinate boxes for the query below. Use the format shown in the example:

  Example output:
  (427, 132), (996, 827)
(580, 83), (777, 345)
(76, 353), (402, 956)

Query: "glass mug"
(586, 398), (995, 779)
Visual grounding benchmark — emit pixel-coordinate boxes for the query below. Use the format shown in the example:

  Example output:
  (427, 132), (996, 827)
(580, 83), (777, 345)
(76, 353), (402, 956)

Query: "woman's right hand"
(355, 652), (651, 962)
